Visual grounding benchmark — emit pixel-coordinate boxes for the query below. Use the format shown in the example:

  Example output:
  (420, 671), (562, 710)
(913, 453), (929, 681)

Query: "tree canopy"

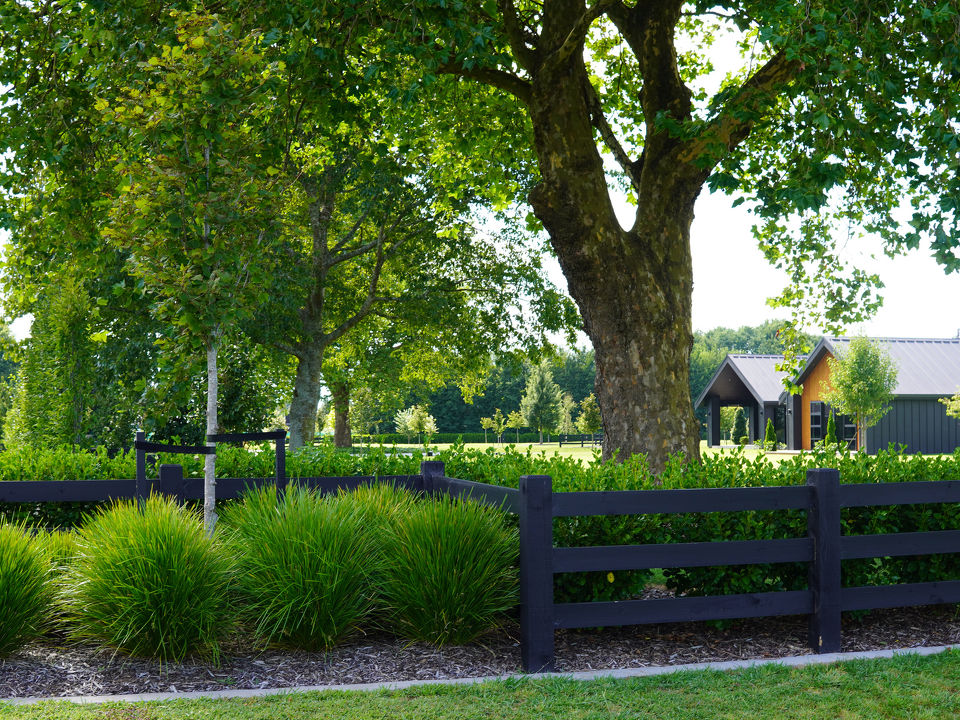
(368, 0), (960, 470)
(4, 1), (959, 470)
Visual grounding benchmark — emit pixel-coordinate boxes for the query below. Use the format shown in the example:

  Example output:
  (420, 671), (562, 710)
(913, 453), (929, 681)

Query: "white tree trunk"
(204, 340), (218, 537)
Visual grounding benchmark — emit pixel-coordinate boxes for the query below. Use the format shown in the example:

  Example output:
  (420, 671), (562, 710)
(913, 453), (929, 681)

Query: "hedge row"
(3, 443), (960, 605)
(0, 486), (517, 662)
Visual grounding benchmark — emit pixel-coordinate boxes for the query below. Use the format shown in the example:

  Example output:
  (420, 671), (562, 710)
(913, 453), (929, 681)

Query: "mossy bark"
(523, 10), (704, 472)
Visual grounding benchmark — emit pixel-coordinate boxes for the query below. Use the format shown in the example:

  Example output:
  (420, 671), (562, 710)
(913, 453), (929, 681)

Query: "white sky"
(687, 189), (960, 339)
(540, 188), (960, 345)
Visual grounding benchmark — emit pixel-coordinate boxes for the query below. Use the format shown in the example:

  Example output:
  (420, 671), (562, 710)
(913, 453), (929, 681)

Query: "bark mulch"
(4, 602), (960, 699)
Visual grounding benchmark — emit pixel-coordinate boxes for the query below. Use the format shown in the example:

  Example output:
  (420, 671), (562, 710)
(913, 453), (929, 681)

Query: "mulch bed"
(4, 601), (960, 699)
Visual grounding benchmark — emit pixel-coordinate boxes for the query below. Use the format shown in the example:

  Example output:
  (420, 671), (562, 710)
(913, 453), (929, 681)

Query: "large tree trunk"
(331, 381), (352, 448)
(526, 52), (703, 474)
(287, 344), (324, 450)
(203, 339), (218, 537)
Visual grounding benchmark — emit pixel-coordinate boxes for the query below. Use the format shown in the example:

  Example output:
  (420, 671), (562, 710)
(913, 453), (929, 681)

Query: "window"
(810, 402), (824, 442)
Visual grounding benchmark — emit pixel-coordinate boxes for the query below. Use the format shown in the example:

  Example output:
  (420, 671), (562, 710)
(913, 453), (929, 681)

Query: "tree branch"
(437, 62), (533, 105)
(584, 81), (640, 189)
(543, 0), (617, 73)
(679, 49), (800, 165)
(607, 0), (692, 163)
(497, 0), (540, 72)
(323, 238), (387, 346)
(329, 202), (377, 255)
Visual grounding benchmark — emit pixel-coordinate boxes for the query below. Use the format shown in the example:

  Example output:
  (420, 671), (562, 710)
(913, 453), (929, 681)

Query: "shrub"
(379, 495), (518, 646)
(732, 408), (747, 445)
(0, 521), (50, 656)
(764, 418), (777, 450)
(67, 495), (232, 663)
(825, 412), (838, 446)
(220, 484), (378, 650)
(36, 529), (78, 630)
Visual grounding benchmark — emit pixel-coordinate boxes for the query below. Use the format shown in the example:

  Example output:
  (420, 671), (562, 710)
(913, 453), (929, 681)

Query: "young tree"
(557, 393), (578, 435)
(719, 406), (739, 443)
(480, 409), (509, 443)
(764, 418), (777, 451)
(491, 408), (509, 443)
(507, 409), (526, 443)
(821, 337), (899, 451)
(408, 405), (438, 447)
(521, 364), (563, 444)
(479, 415), (493, 444)
(98, 12), (283, 535)
(575, 393), (603, 436)
(942, 391), (960, 420)
(394, 407), (416, 445)
(824, 412), (838, 447)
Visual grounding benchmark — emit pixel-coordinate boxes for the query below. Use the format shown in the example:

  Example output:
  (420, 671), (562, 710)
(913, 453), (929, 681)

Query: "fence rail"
(2, 454), (960, 674)
(519, 468), (960, 672)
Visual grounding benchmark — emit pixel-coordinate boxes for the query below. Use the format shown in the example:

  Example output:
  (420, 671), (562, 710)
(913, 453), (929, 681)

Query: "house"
(695, 355), (792, 446)
(697, 337), (960, 453)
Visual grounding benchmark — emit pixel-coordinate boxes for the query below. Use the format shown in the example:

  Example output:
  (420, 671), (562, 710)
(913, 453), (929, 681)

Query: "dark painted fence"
(3, 455), (960, 674)
(517, 469), (960, 672)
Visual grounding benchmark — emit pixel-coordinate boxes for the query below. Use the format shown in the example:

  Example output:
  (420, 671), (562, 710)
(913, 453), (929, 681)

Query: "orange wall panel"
(800, 352), (834, 450)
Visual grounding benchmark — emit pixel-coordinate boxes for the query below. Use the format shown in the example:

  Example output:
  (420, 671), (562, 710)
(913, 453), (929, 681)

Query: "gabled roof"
(821, 337), (960, 396)
(695, 354), (792, 408)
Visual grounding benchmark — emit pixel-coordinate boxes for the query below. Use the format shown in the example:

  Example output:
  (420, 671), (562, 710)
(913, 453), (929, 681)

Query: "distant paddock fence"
(2, 459), (960, 673)
(558, 433), (603, 447)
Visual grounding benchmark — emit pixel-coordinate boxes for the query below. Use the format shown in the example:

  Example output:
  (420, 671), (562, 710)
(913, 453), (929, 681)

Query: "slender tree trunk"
(203, 339), (218, 537)
(331, 381), (352, 448)
(287, 344), (324, 450)
(525, 49), (703, 474)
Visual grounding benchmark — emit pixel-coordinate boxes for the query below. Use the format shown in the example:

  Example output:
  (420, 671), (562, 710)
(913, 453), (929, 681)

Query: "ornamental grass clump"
(36, 529), (79, 632)
(220, 484), (378, 651)
(0, 521), (51, 656)
(67, 495), (233, 663)
(380, 495), (518, 646)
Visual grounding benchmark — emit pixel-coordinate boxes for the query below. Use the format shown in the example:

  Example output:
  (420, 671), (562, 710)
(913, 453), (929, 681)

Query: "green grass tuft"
(0, 521), (51, 656)
(220, 484), (379, 650)
(65, 495), (233, 663)
(379, 494), (518, 646)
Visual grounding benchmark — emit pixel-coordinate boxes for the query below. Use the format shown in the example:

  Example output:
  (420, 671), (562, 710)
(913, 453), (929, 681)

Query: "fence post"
(420, 460), (446, 496)
(807, 468), (841, 653)
(158, 464), (183, 504)
(519, 474), (554, 672)
(135, 430), (147, 506)
(275, 434), (287, 502)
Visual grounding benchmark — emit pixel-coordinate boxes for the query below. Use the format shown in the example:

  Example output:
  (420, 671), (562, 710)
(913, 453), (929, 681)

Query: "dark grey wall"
(866, 398), (960, 454)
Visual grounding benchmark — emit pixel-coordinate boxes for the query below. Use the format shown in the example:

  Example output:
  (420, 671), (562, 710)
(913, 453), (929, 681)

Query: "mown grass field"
(3, 650), (959, 719)
(393, 439), (776, 464)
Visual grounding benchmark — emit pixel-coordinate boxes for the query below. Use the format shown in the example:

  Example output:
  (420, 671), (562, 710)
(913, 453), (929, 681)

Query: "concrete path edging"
(5, 644), (958, 706)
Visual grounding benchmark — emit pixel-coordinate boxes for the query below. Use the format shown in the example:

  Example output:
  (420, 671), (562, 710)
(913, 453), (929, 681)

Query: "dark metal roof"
(825, 337), (960, 396)
(695, 354), (792, 408)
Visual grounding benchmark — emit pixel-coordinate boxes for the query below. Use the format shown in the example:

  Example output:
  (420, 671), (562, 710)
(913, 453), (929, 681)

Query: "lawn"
(389, 439), (777, 464)
(3, 650), (959, 719)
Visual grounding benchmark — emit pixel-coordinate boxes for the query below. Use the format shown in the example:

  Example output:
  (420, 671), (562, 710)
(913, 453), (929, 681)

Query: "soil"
(4, 601), (960, 699)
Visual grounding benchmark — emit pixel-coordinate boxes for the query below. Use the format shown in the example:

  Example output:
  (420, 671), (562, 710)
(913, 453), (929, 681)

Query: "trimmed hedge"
(5, 442), (960, 605)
